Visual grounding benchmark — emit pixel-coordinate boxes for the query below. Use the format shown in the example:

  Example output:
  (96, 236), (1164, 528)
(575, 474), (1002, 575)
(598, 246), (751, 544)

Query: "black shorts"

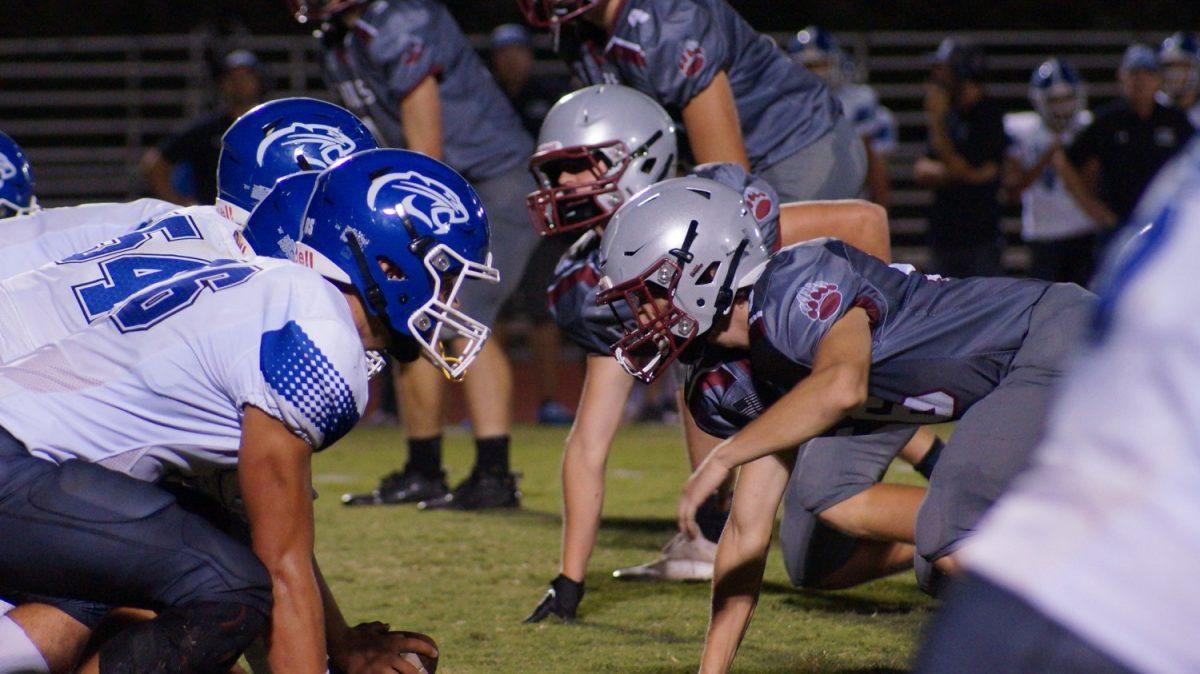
(0, 428), (270, 628)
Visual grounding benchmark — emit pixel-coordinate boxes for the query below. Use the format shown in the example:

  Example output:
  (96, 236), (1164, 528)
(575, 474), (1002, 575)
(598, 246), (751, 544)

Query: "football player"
(0, 132), (38, 220)
(0, 97), (376, 281)
(0, 149), (494, 674)
(914, 138), (1200, 674)
(291, 0), (540, 510)
(523, 84), (935, 622)
(1003, 58), (1100, 285)
(0, 98), (387, 366)
(1158, 31), (1200, 128)
(595, 178), (1095, 672)
(517, 0), (866, 203)
(787, 26), (896, 207)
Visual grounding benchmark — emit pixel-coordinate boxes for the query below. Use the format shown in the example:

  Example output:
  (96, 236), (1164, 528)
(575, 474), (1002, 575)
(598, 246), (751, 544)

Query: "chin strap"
(669, 219), (700, 265)
(714, 238), (750, 314)
(345, 230), (395, 330)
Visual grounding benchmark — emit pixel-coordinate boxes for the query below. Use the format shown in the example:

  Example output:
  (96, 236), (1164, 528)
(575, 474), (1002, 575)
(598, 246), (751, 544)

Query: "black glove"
(523, 574), (585, 623)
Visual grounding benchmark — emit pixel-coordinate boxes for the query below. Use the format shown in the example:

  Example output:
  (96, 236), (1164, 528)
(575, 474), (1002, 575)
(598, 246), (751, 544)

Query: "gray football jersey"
(547, 163), (780, 356)
(750, 240), (1057, 422)
(563, 0), (841, 171)
(320, 0), (532, 182)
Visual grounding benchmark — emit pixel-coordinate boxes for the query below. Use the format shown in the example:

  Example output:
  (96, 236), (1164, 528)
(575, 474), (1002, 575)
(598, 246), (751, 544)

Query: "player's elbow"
(848, 201), (891, 260)
(826, 363), (869, 414)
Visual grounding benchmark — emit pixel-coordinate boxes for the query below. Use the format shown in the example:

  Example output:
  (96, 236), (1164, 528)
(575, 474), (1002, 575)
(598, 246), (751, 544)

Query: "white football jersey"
(964, 139), (1200, 674)
(0, 206), (247, 364)
(0, 257), (369, 482)
(1004, 110), (1097, 242)
(0, 198), (178, 275)
(835, 83), (883, 140)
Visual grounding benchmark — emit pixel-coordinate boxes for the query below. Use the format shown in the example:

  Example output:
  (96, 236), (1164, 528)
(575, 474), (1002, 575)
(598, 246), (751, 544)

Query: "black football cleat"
(341, 468), (448, 506)
(417, 469), (520, 511)
(524, 575), (585, 623)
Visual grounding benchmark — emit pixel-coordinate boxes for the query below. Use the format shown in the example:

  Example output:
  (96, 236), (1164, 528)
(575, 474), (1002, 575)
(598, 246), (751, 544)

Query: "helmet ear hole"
(640, 157), (658, 175)
(695, 261), (721, 286)
(377, 256), (406, 282)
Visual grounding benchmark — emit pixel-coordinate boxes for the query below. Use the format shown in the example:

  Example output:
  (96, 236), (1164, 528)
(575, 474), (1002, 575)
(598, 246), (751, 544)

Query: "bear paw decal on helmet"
(798, 281), (841, 321)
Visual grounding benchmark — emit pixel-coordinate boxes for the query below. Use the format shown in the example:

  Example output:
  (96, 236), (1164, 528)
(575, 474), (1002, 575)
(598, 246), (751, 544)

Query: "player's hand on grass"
(330, 621), (439, 674)
(678, 455), (732, 539)
(523, 575), (585, 623)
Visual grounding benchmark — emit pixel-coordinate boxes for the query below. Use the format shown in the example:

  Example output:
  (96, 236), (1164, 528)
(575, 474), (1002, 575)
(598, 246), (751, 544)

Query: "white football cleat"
(612, 532), (717, 581)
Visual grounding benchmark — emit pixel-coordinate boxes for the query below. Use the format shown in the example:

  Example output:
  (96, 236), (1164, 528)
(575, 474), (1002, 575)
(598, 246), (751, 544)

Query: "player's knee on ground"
(97, 601), (267, 674)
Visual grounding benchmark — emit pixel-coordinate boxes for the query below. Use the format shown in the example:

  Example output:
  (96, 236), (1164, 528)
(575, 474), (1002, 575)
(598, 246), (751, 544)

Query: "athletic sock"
(696, 495), (730, 544)
(915, 437), (945, 481)
(405, 435), (443, 477)
(475, 435), (511, 476)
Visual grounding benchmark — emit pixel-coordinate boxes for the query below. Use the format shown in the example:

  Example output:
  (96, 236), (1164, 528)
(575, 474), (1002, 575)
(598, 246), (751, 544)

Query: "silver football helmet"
(597, 177), (770, 383)
(527, 84), (677, 236)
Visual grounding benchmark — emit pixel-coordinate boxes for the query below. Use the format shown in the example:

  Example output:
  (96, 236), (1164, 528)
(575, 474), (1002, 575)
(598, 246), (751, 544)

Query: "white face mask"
(406, 244), (500, 381)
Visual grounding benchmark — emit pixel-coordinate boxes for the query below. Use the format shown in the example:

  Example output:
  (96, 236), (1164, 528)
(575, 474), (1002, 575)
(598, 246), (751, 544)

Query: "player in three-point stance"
(595, 177), (1095, 673)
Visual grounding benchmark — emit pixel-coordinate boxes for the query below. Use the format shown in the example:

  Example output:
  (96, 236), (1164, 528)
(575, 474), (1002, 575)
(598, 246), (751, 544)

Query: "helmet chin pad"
(597, 257), (699, 383)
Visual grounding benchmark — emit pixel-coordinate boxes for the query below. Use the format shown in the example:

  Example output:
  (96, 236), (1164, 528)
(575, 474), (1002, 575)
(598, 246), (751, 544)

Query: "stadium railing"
(0, 29), (1165, 272)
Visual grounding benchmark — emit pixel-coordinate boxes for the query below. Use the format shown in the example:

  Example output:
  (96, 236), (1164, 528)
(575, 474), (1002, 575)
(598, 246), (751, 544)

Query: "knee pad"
(97, 601), (267, 674)
(0, 616), (50, 674)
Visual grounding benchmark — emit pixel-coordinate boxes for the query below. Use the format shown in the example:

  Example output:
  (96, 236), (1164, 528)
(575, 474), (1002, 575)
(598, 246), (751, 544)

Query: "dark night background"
(2, 1), (1197, 37)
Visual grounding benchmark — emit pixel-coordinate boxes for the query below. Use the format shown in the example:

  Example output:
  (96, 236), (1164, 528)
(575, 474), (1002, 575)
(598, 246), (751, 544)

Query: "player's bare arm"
(778, 199), (892, 262)
(239, 406), (326, 674)
(678, 307), (872, 537)
(681, 72), (751, 170)
(1001, 145), (1058, 201)
(399, 75), (445, 161)
(699, 452), (793, 674)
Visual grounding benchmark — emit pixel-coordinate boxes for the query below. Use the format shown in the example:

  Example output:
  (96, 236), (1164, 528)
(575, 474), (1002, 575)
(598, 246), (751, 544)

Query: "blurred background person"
(1158, 31), (1200, 127)
(1060, 44), (1194, 243)
(489, 23), (575, 425)
(1004, 58), (1099, 285)
(787, 25), (894, 207)
(140, 49), (264, 206)
(914, 38), (1009, 277)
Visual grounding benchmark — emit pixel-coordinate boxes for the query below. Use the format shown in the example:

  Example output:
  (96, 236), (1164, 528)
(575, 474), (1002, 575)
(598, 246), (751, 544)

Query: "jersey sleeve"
(231, 317), (368, 451)
(634, 1), (726, 110)
(870, 106), (898, 155)
(546, 238), (627, 355)
(751, 241), (883, 367)
(367, 5), (442, 100)
(692, 162), (780, 250)
(684, 355), (764, 439)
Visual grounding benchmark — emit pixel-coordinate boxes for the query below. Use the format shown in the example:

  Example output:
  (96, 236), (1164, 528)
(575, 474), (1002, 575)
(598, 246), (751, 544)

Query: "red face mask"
(526, 141), (628, 236)
(596, 257), (699, 383)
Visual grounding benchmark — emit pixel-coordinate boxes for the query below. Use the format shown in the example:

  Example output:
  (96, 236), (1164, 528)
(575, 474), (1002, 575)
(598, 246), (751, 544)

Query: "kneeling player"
(0, 149), (495, 673)
(596, 177), (1094, 672)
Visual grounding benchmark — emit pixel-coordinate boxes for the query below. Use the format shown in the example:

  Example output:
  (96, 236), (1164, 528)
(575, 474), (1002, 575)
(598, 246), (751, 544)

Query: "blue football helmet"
(217, 97), (378, 225)
(1030, 58), (1086, 133)
(0, 132), (37, 219)
(298, 149), (500, 379)
(786, 26), (843, 87)
(1159, 32), (1200, 100)
(242, 170), (320, 260)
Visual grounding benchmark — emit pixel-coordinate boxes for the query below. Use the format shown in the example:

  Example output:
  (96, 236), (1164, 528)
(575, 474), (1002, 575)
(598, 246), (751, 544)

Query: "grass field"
(313, 423), (935, 673)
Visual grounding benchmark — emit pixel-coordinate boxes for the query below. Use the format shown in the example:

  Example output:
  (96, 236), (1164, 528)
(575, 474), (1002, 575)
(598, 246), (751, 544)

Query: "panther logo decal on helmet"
(256, 123), (359, 168)
(366, 171), (471, 235)
(0, 154), (15, 186)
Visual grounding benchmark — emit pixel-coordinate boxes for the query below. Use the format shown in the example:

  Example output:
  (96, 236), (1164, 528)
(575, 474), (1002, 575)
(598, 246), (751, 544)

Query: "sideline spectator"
(914, 38), (1009, 277)
(489, 23), (575, 425)
(1004, 58), (1099, 284)
(1158, 31), (1200, 128)
(140, 49), (264, 205)
(1060, 44), (1194, 242)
